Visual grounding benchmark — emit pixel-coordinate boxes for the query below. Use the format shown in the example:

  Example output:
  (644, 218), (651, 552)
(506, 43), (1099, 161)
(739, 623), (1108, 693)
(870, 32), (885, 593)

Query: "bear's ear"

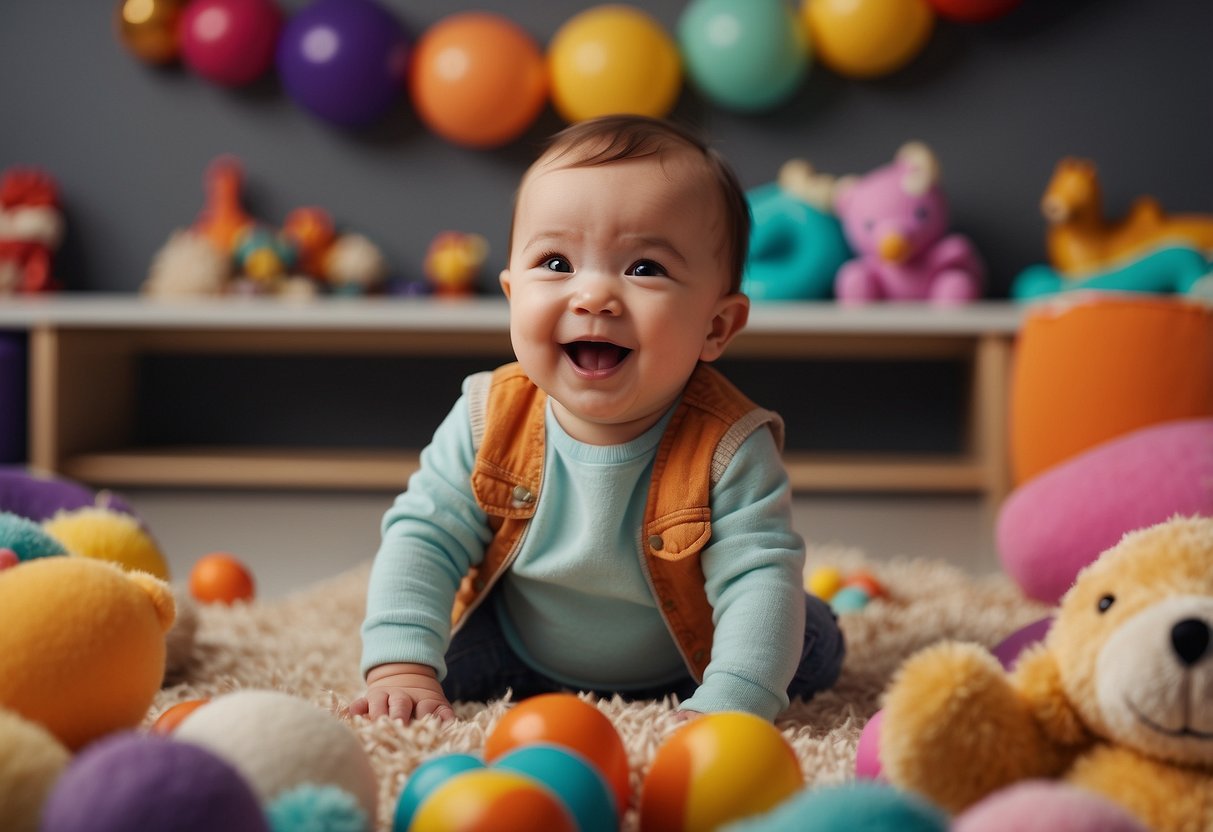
(832, 175), (857, 213)
(127, 571), (176, 634)
(1012, 644), (1091, 747)
(897, 142), (939, 196)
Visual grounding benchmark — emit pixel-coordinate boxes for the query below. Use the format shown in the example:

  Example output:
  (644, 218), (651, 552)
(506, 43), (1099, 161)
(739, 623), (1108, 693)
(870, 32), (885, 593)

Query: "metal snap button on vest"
(648, 535), (664, 551)
(662, 598), (676, 611)
(511, 485), (533, 505)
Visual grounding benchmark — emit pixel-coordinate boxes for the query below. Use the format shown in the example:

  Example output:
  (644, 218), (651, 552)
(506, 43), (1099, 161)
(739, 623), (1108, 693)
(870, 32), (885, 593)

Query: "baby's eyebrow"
(520, 230), (578, 251)
(622, 234), (688, 267)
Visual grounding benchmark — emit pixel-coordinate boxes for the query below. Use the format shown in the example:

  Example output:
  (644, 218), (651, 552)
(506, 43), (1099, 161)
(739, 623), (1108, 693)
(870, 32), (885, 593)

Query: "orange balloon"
(410, 12), (548, 149)
(115, 0), (186, 65)
(189, 552), (255, 604)
(484, 693), (631, 814)
(150, 698), (209, 734)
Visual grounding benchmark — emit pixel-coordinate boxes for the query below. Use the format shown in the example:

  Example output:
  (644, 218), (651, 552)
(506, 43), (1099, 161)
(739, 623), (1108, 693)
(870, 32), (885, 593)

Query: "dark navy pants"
(441, 592), (845, 706)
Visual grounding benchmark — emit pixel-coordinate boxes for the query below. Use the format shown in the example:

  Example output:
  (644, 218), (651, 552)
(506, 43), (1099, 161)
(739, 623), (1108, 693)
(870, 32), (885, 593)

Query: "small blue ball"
(493, 743), (618, 832)
(830, 585), (871, 613)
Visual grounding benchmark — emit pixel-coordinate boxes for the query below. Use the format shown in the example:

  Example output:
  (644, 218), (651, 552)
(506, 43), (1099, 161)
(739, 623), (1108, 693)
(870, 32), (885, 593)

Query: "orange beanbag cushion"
(1010, 295), (1213, 484)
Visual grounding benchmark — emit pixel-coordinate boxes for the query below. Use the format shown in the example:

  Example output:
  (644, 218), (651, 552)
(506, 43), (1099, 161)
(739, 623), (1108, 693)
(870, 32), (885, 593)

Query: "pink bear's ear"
(896, 142), (940, 196)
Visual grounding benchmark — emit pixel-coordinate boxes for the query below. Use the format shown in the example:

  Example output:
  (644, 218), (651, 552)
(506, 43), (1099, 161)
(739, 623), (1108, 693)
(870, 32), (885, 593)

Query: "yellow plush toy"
(42, 506), (170, 579)
(0, 557), (175, 750)
(881, 515), (1213, 831)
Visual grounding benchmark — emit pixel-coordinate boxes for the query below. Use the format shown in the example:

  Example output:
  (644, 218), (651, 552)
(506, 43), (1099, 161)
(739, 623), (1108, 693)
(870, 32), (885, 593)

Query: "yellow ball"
(639, 711), (803, 831)
(803, 0), (935, 79)
(806, 565), (844, 600)
(548, 4), (682, 123)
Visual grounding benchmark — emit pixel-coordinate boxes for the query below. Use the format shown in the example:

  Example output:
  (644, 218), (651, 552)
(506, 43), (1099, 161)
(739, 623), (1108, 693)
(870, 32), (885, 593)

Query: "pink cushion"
(996, 418), (1213, 603)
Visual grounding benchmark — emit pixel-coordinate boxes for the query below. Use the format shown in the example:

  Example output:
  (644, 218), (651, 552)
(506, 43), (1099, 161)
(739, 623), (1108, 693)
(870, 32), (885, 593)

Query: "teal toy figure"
(1012, 244), (1211, 299)
(742, 159), (849, 300)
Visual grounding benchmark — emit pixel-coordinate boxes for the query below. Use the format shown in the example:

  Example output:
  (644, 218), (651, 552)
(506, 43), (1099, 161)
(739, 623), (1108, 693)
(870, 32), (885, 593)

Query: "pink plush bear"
(833, 143), (984, 304)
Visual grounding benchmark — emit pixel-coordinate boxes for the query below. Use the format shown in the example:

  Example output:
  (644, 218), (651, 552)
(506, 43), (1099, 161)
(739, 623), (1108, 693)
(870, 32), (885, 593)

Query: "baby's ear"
(701, 294), (749, 362)
(1012, 644), (1090, 746)
(498, 268), (512, 299)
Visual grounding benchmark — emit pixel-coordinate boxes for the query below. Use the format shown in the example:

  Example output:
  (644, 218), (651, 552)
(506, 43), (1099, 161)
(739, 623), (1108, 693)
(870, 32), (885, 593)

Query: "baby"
(352, 115), (844, 724)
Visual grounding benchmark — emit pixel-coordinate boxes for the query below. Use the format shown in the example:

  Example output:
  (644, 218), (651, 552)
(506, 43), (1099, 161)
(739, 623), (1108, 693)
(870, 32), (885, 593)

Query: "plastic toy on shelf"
(424, 231), (488, 295)
(1041, 156), (1213, 275)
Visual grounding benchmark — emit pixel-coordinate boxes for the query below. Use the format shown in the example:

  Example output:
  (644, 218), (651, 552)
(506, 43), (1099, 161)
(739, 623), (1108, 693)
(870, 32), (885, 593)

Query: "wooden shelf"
(1, 294), (1026, 503)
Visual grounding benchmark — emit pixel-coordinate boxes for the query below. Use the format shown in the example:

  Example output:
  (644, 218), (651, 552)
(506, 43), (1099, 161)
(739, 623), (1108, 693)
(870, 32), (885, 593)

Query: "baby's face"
(501, 149), (747, 445)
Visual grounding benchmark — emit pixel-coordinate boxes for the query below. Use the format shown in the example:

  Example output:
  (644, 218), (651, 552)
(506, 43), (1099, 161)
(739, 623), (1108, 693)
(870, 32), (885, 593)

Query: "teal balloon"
(393, 753), (484, 832)
(677, 0), (810, 112)
(742, 183), (849, 300)
(493, 744), (617, 832)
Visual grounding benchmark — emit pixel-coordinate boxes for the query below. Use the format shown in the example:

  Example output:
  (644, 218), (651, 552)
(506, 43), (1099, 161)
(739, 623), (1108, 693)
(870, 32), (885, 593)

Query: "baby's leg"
(785, 593), (846, 701)
(442, 601), (558, 703)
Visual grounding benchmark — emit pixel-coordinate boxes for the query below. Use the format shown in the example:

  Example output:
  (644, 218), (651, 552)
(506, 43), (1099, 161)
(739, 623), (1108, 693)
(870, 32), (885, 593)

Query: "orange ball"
(843, 568), (888, 599)
(409, 12), (548, 149)
(189, 552), (255, 604)
(484, 693), (630, 814)
(150, 698), (209, 734)
(115, 0), (186, 65)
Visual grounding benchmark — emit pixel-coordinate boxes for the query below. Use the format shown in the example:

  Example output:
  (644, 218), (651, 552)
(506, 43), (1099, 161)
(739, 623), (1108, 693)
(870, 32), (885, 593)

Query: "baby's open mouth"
(563, 341), (632, 371)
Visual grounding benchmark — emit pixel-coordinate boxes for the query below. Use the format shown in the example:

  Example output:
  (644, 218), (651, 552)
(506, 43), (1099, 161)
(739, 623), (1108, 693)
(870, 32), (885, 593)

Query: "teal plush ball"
(0, 510), (67, 561)
(677, 0), (811, 112)
(268, 784), (369, 832)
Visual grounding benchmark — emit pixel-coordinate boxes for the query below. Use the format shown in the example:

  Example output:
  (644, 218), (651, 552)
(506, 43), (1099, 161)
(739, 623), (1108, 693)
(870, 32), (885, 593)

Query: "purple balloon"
(276, 0), (410, 128)
(41, 732), (269, 832)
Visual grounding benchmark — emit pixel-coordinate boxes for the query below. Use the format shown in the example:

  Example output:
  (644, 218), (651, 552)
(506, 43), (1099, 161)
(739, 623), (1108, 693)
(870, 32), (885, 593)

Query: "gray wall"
(2, 0), (1210, 297)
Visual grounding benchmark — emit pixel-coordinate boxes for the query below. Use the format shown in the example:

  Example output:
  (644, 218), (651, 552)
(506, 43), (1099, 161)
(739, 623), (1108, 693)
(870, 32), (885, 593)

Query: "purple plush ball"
(276, 0), (411, 128)
(40, 732), (269, 832)
(0, 467), (136, 523)
(952, 781), (1149, 832)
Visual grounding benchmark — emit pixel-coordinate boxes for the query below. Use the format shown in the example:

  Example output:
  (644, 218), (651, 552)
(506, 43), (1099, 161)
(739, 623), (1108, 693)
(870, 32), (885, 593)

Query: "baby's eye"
(1097, 594), (1115, 613)
(627, 259), (668, 278)
(541, 256), (572, 273)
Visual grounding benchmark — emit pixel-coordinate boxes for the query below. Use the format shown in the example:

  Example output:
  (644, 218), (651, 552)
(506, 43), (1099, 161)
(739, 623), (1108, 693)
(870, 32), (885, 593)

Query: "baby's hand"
(671, 708), (703, 724)
(349, 662), (455, 724)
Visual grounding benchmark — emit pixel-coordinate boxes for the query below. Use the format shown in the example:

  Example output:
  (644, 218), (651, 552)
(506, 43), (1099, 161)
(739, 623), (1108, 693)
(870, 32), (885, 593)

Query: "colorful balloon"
(677, 0), (810, 112)
(276, 0), (410, 128)
(639, 711), (803, 831)
(548, 5), (682, 123)
(178, 0), (283, 87)
(115, 0), (186, 65)
(409, 12), (547, 148)
(803, 0), (935, 79)
(928, 0), (1022, 23)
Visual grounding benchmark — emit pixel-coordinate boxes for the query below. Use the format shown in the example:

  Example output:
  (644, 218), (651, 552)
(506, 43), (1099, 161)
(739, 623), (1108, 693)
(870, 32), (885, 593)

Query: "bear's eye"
(1097, 594), (1115, 613)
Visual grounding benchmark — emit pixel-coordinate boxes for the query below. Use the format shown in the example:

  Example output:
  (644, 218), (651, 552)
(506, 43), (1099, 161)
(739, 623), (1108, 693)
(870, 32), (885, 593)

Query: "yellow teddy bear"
(881, 515), (1213, 832)
(0, 557), (175, 750)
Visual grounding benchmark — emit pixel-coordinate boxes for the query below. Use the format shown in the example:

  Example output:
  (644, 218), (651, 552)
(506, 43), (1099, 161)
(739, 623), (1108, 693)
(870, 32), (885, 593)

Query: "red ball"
(484, 694), (630, 814)
(409, 12), (547, 148)
(926, 0), (1022, 23)
(179, 0), (283, 86)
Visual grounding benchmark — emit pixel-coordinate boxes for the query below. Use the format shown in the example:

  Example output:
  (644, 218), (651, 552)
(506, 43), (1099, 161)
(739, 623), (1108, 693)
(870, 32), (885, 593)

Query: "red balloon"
(179, 0), (283, 86)
(926, 0), (1022, 23)
(409, 12), (547, 148)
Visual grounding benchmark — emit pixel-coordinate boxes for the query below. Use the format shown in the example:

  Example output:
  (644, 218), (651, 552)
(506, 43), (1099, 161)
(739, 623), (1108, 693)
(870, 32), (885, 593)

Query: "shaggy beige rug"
(153, 545), (1051, 831)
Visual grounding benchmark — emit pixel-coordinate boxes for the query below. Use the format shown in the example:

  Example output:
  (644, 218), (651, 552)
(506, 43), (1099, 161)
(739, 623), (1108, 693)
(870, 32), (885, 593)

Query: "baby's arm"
(349, 662), (454, 723)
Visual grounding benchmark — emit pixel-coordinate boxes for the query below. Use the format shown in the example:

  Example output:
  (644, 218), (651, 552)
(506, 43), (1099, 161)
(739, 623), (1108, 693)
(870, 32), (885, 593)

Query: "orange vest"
(451, 362), (784, 682)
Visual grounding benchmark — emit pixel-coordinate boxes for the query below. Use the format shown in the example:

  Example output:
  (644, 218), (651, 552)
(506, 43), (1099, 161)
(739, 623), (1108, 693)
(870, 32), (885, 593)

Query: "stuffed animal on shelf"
(0, 556), (176, 750)
(833, 143), (984, 305)
(424, 231), (488, 295)
(1041, 157), (1213, 276)
(0, 167), (64, 294)
(880, 515), (1213, 831)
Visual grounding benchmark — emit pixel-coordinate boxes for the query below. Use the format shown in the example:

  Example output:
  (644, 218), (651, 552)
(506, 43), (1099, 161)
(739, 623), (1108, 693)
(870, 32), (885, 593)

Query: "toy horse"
(1041, 157), (1213, 275)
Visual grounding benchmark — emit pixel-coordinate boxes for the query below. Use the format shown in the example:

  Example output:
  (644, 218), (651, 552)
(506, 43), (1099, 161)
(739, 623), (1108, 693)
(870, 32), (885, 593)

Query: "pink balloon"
(179, 0), (283, 87)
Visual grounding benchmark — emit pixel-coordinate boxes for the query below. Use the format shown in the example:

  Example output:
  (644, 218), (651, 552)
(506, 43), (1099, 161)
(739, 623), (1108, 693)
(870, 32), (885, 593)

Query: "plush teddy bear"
(832, 142), (984, 305)
(880, 515), (1213, 831)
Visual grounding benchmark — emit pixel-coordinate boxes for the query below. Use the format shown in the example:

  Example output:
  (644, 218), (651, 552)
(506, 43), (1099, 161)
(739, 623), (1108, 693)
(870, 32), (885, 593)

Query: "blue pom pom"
(0, 511), (67, 560)
(266, 785), (369, 832)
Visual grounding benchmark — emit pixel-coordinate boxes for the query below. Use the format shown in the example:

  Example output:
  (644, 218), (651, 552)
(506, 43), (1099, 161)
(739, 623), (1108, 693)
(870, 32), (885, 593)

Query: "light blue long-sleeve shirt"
(361, 373), (806, 719)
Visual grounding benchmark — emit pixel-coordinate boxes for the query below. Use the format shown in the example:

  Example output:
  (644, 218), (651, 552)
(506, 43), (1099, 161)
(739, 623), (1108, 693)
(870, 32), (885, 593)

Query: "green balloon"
(677, 0), (811, 112)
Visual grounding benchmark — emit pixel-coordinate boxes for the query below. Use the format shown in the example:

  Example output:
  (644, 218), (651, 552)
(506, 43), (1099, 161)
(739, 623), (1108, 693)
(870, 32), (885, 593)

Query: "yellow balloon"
(803, 0), (935, 79)
(548, 4), (682, 123)
(115, 0), (186, 65)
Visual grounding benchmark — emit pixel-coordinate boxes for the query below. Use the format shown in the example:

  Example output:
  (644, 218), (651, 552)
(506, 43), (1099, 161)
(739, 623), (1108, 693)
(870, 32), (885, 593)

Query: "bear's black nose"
(1171, 619), (1210, 667)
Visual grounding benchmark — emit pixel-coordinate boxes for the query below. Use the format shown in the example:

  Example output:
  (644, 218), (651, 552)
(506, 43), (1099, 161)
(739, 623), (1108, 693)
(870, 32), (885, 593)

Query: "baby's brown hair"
(512, 115), (751, 294)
